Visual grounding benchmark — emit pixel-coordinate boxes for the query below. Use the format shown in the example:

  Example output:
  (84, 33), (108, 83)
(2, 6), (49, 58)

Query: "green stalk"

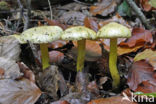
(77, 39), (86, 72)
(109, 38), (120, 88)
(40, 43), (50, 70)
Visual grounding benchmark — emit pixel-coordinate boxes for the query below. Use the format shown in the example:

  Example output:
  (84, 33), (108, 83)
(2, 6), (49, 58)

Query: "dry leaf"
(72, 40), (101, 61)
(51, 100), (70, 104)
(87, 96), (137, 104)
(0, 36), (21, 61)
(49, 51), (64, 64)
(137, 0), (152, 11)
(60, 11), (86, 26)
(134, 49), (156, 68)
(0, 67), (4, 76)
(0, 78), (41, 104)
(127, 60), (156, 91)
(84, 17), (99, 32)
(99, 14), (131, 29)
(48, 40), (67, 49)
(18, 62), (35, 83)
(119, 28), (153, 48)
(90, 0), (117, 16)
(0, 57), (22, 79)
(45, 18), (68, 30)
(135, 81), (156, 93)
(117, 44), (143, 55)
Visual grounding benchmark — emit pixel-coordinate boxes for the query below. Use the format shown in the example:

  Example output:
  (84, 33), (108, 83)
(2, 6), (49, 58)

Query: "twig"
(125, 0), (152, 29)
(47, 0), (53, 20)
(16, 0), (23, 31)
(23, 0), (31, 30)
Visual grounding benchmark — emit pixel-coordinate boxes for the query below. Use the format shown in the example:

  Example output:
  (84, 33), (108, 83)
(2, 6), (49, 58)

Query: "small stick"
(125, 0), (152, 29)
(47, 0), (53, 20)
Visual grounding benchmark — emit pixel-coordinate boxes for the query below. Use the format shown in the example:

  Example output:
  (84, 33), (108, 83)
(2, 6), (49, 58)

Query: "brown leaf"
(135, 81), (156, 93)
(90, 0), (117, 16)
(59, 11), (86, 26)
(87, 96), (137, 104)
(18, 62), (35, 83)
(127, 60), (156, 91)
(101, 39), (142, 55)
(87, 81), (99, 96)
(0, 78), (41, 104)
(0, 57), (22, 79)
(117, 44), (143, 55)
(72, 40), (101, 61)
(134, 49), (156, 68)
(99, 14), (131, 29)
(51, 100), (70, 104)
(0, 67), (4, 76)
(139, 0), (152, 11)
(45, 18), (68, 30)
(48, 40), (67, 49)
(84, 17), (99, 32)
(119, 28), (153, 48)
(49, 51), (64, 64)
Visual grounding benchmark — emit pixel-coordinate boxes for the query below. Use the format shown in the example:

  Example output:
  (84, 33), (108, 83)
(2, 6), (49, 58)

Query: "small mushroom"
(61, 26), (97, 72)
(97, 22), (131, 89)
(13, 26), (63, 70)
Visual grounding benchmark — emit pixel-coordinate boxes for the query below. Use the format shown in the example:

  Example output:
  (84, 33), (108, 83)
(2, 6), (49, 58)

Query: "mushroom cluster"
(13, 22), (131, 89)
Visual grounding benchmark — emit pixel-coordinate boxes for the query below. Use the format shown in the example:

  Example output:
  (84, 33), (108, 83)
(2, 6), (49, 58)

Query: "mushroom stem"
(40, 43), (50, 70)
(109, 38), (120, 88)
(77, 39), (86, 72)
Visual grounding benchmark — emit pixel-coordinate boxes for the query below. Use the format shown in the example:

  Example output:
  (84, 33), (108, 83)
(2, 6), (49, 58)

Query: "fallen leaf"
(101, 39), (141, 55)
(134, 49), (156, 68)
(135, 81), (156, 93)
(45, 18), (68, 30)
(0, 67), (4, 76)
(87, 96), (137, 104)
(99, 14), (131, 29)
(84, 17), (99, 32)
(72, 40), (101, 61)
(127, 60), (156, 91)
(0, 78), (41, 104)
(59, 11), (86, 26)
(49, 51), (64, 64)
(87, 81), (99, 96)
(90, 0), (117, 16)
(48, 40), (67, 49)
(51, 100), (70, 104)
(18, 62), (35, 83)
(140, 0), (152, 11)
(119, 28), (153, 48)
(0, 36), (21, 61)
(0, 57), (22, 79)
(117, 44), (143, 55)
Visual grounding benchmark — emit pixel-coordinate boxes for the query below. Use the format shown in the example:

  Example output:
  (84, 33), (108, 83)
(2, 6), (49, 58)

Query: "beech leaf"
(0, 78), (41, 104)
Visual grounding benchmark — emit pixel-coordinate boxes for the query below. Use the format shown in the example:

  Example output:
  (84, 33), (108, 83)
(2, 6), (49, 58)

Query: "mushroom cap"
(14, 26), (63, 44)
(97, 22), (131, 38)
(61, 26), (97, 40)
